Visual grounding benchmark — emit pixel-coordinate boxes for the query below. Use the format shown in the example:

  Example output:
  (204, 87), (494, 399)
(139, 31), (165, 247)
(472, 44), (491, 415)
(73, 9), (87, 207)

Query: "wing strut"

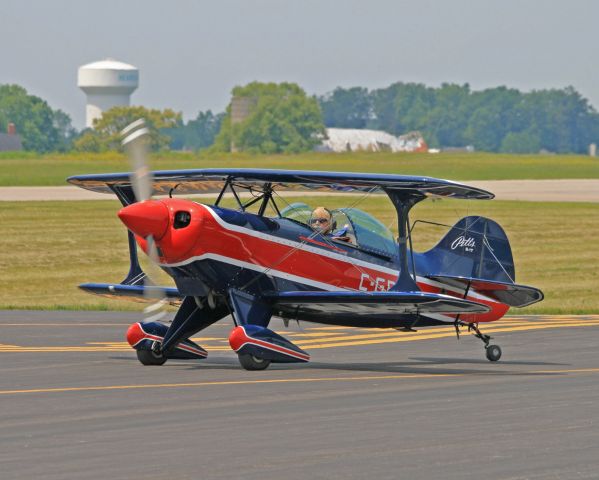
(385, 190), (425, 292)
(109, 184), (145, 286)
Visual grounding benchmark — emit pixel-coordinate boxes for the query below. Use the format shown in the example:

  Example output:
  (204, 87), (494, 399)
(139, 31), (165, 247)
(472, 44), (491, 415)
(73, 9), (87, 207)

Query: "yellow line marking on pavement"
(297, 320), (599, 347)
(302, 321), (599, 349)
(3, 368), (599, 396)
(534, 368), (599, 374)
(0, 374), (459, 395)
(1, 318), (598, 353)
(289, 321), (571, 346)
(275, 332), (344, 338)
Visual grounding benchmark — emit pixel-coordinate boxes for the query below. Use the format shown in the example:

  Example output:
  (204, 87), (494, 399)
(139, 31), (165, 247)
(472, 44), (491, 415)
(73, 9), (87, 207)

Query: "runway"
(1, 311), (599, 479)
(2, 179), (599, 202)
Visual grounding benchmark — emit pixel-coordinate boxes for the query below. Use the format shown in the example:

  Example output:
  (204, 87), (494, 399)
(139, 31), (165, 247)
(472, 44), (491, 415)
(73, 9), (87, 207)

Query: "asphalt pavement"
(1, 311), (598, 480)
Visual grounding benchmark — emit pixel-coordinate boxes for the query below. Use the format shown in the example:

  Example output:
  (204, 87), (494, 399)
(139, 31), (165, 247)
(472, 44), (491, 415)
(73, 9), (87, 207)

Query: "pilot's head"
(310, 206), (333, 234)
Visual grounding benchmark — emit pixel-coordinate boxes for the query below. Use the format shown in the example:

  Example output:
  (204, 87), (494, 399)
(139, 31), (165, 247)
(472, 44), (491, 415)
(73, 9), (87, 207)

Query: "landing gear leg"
(468, 323), (502, 362)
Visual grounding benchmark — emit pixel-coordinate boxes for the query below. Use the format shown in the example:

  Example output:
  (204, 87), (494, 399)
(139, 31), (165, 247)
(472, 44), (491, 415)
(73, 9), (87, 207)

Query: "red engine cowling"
(118, 199), (207, 264)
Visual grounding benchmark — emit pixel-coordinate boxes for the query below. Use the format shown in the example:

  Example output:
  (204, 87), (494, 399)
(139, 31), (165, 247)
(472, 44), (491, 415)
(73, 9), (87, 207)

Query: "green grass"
(1, 151), (599, 186)
(1, 197), (597, 314)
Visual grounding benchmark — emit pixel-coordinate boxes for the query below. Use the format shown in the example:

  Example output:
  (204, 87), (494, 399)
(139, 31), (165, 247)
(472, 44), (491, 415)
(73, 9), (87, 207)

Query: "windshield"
(279, 202), (313, 224)
(338, 208), (397, 257)
(280, 203), (397, 257)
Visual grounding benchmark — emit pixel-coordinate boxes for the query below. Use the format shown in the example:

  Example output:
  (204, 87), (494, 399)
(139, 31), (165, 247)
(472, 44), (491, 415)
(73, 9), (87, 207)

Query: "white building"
(322, 128), (428, 153)
(78, 59), (139, 128)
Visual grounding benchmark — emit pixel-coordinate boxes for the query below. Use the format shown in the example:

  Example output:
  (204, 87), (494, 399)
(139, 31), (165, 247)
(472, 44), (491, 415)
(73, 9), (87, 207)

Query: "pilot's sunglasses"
(311, 218), (329, 224)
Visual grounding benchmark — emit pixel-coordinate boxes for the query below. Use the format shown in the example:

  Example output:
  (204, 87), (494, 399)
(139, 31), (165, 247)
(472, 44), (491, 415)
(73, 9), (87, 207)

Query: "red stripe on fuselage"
(299, 235), (346, 253)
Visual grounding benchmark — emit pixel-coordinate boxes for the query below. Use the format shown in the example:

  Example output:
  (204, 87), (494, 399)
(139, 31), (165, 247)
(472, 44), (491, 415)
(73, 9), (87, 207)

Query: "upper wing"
(67, 168), (494, 200)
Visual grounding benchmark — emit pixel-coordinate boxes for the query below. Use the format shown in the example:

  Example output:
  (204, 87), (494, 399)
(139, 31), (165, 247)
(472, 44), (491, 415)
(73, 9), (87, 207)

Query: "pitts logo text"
(450, 236), (476, 252)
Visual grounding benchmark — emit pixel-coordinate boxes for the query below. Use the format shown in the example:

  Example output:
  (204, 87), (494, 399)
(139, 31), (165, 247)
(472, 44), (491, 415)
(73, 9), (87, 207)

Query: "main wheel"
(485, 344), (502, 362)
(238, 353), (271, 371)
(137, 348), (167, 366)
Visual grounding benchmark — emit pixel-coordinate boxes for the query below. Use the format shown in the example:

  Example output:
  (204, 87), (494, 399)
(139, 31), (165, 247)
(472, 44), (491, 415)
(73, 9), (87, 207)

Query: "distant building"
(0, 123), (23, 151)
(230, 96), (256, 152)
(321, 128), (428, 153)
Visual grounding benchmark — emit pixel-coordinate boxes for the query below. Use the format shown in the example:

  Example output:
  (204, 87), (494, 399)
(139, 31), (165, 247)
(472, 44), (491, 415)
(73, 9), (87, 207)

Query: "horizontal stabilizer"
(264, 290), (490, 316)
(427, 275), (544, 308)
(79, 283), (183, 305)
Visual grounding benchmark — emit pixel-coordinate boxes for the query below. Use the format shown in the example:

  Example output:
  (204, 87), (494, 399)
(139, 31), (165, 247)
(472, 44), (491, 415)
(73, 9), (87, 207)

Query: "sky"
(2, 0), (598, 129)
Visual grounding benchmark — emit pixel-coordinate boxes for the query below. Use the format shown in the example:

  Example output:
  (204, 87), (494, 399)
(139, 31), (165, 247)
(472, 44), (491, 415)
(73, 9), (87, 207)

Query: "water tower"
(78, 59), (139, 128)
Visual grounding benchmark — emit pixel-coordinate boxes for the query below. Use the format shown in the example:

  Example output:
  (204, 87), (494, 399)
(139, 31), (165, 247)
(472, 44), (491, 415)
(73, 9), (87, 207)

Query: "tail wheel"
(238, 354), (271, 371)
(485, 344), (502, 362)
(136, 345), (167, 366)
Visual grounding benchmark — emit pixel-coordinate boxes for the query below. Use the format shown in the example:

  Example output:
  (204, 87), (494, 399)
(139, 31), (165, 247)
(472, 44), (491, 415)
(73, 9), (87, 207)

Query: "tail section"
(423, 216), (515, 283)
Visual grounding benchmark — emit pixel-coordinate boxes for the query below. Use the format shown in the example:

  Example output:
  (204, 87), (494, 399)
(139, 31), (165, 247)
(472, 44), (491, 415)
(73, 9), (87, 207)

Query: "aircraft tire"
(238, 354), (271, 371)
(137, 348), (167, 366)
(485, 344), (502, 362)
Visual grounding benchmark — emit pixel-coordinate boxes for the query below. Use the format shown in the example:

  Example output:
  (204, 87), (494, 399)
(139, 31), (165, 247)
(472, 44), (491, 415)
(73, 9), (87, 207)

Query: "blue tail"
(422, 216), (515, 283)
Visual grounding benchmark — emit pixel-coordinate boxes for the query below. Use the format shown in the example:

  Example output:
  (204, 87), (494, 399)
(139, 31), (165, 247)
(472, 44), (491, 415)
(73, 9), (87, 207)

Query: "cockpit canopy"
(280, 202), (397, 258)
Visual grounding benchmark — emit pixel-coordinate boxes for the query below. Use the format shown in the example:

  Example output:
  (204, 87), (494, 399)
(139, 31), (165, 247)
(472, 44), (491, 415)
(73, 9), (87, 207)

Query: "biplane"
(67, 124), (543, 370)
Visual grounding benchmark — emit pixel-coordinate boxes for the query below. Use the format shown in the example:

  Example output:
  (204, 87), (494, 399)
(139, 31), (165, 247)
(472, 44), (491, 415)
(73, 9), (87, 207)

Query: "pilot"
(310, 206), (334, 234)
(310, 207), (351, 242)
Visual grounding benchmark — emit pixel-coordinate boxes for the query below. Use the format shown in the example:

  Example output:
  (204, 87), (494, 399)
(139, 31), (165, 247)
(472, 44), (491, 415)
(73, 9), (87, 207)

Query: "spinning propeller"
(121, 119), (168, 323)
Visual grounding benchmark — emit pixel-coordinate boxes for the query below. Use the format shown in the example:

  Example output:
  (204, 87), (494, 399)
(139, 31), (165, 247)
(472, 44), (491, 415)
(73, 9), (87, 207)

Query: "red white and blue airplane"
(68, 128), (543, 370)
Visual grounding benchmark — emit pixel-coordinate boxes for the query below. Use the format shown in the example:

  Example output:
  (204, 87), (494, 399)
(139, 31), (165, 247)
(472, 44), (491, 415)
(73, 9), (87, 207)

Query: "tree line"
(2, 81), (598, 154)
(319, 83), (599, 154)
